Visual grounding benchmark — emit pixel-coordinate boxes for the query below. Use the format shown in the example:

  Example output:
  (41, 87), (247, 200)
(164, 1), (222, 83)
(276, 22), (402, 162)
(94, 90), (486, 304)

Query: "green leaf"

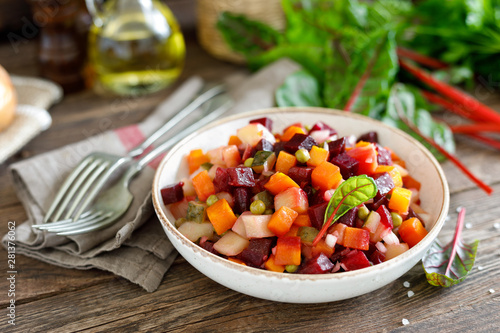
(422, 208), (479, 287)
(275, 70), (323, 107)
(323, 175), (377, 225)
(423, 239), (479, 287)
(216, 12), (283, 58)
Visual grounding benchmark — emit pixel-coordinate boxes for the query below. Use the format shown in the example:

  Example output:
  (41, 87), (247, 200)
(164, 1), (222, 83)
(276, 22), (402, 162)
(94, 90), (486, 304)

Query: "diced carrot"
(311, 239), (335, 258)
(281, 125), (306, 141)
(307, 146), (329, 167)
(275, 151), (297, 174)
(346, 143), (378, 175)
(228, 257), (247, 266)
(267, 206), (299, 237)
(398, 217), (428, 248)
(191, 170), (215, 201)
(206, 198), (237, 235)
(402, 175), (421, 191)
(388, 187), (412, 214)
(355, 141), (371, 148)
(187, 149), (210, 174)
(311, 161), (342, 191)
(294, 214), (312, 227)
(274, 236), (302, 266)
(264, 172), (300, 195)
(375, 165), (403, 187)
(343, 227), (370, 251)
(264, 254), (286, 272)
(222, 145), (241, 168)
(228, 135), (242, 146)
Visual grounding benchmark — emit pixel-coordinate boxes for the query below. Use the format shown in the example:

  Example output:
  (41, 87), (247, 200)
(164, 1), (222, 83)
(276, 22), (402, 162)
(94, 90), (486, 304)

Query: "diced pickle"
(251, 151), (276, 173)
(298, 226), (319, 244)
(201, 162), (213, 170)
(186, 201), (207, 223)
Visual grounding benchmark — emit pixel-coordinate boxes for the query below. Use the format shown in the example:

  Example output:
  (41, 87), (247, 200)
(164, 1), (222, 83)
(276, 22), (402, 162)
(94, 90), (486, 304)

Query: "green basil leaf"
(275, 70), (323, 107)
(323, 175), (377, 226)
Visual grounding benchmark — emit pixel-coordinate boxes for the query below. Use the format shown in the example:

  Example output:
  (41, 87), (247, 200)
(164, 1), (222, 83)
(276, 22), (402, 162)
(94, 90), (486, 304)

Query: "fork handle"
(136, 93), (233, 170)
(128, 84), (226, 158)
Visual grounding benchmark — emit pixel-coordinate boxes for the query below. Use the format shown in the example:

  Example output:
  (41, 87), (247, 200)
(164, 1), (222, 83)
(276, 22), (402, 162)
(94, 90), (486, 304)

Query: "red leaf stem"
(445, 207), (466, 277)
(399, 59), (500, 124)
(464, 133), (500, 150)
(450, 123), (500, 134)
(393, 96), (494, 195)
(420, 90), (484, 122)
(396, 47), (448, 69)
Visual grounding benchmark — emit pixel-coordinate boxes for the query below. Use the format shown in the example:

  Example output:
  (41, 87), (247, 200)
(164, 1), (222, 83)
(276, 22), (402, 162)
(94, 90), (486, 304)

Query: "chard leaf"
(313, 175), (377, 246)
(216, 12), (283, 58)
(423, 207), (479, 287)
(275, 70), (323, 107)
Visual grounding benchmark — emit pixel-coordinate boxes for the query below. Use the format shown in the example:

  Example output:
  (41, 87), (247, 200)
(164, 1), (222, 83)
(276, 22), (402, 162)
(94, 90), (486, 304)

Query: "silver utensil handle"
(137, 94), (233, 169)
(128, 84), (226, 158)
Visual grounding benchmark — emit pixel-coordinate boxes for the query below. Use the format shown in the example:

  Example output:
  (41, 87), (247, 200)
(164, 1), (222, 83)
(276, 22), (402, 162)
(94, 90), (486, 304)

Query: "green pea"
(244, 158), (254, 167)
(391, 212), (403, 227)
(357, 206), (370, 221)
(285, 265), (299, 273)
(206, 194), (219, 207)
(295, 148), (310, 163)
(250, 200), (266, 215)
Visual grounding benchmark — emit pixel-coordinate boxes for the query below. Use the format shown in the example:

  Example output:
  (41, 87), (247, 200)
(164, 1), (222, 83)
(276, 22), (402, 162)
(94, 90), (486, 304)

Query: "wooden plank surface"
(1, 7), (500, 333)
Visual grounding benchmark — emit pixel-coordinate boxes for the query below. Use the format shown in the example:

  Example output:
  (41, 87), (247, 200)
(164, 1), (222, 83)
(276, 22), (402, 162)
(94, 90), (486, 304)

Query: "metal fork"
(44, 84), (225, 224)
(33, 93), (233, 235)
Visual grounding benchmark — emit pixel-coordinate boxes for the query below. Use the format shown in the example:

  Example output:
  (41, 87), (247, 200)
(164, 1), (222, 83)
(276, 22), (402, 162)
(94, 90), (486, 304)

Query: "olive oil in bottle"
(87, 0), (185, 95)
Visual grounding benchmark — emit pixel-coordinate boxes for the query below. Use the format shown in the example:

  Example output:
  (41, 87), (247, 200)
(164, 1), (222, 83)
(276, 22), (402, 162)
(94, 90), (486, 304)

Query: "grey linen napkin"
(2, 59), (301, 292)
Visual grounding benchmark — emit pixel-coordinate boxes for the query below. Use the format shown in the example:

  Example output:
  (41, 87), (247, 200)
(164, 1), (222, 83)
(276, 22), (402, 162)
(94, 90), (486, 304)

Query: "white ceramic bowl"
(152, 107), (449, 303)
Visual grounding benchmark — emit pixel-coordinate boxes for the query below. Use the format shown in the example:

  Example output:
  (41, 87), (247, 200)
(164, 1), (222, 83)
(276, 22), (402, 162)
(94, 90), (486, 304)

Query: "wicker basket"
(196, 0), (285, 63)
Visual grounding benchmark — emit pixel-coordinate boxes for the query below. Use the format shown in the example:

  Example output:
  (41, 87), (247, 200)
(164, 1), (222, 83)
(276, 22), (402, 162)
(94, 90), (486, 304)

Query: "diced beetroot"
(407, 206), (424, 226)
(376, 144), (393, 166)
(255, 139), (274, 152)
(340, 249), (371, 271)
(373, 172), (395, 200)
(283, 134), (317, 153)
(338, 206), (359, 227)
(327, 137), (347, 158)
(357, 131), (378, 143)
(240, 144), (255, 162)
(376, 205), (394, 229)
(273, 141), (287, 157)
(233, 187), (251, 214)
(249, 117), (273, 131)
(213, 167), (232, 193)
(309, 121), (337, 136)
(369, 249), (386, 265)
(288, 166), (313, 185)
(199, 238), (219, 255)
(298, 253), (334, 274)
(331, 153), (359, 179)
(160, 182), (185, 205)
(329, 245), (350, 263)
(238, 238), (273, 267)
(307, 202), (328, 230)
(227, 167), (256, 187)
(367, 196), (389, 212)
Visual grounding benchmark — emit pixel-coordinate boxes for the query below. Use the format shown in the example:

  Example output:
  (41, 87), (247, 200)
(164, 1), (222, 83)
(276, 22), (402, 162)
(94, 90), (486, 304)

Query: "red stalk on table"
(450, 123), (500, 134)
(393, 96), (493, 195)
(396, 47), (448, 70)
(399, 59), (500, 125)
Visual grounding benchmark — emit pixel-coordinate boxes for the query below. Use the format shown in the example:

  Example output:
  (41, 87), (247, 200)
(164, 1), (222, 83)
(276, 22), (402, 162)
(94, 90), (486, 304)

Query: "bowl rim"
(152, 106), (450, 281)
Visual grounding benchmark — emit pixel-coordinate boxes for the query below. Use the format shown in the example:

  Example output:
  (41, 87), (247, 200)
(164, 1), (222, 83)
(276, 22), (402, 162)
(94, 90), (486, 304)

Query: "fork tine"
(61, 160), (111, 221)
(56, 214), (119, 236)
(38, 211), (113, 234)
(44, 157), (95, 222)
(34, 210), (104, 229)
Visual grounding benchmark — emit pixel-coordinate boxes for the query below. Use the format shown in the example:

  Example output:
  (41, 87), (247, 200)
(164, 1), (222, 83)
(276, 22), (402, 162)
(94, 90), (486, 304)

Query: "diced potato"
(213, 231), (250, 256)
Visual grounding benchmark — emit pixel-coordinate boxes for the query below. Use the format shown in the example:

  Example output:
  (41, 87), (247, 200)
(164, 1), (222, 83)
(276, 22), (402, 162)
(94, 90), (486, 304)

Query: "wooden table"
(1, 19), (500, 333)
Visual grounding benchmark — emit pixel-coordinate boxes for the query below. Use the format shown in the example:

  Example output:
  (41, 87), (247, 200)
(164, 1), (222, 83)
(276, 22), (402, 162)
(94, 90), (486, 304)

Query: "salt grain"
(465, 223), (472, 229)
(493, 223), (500, 230)
(403, 281), (410, 288)
(402, 318), (410, 326)
(456, 206), (463, 213)
(407, 290), (415, 298)
(477, 266), (484, 271)
(489, 289), (495, 294)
